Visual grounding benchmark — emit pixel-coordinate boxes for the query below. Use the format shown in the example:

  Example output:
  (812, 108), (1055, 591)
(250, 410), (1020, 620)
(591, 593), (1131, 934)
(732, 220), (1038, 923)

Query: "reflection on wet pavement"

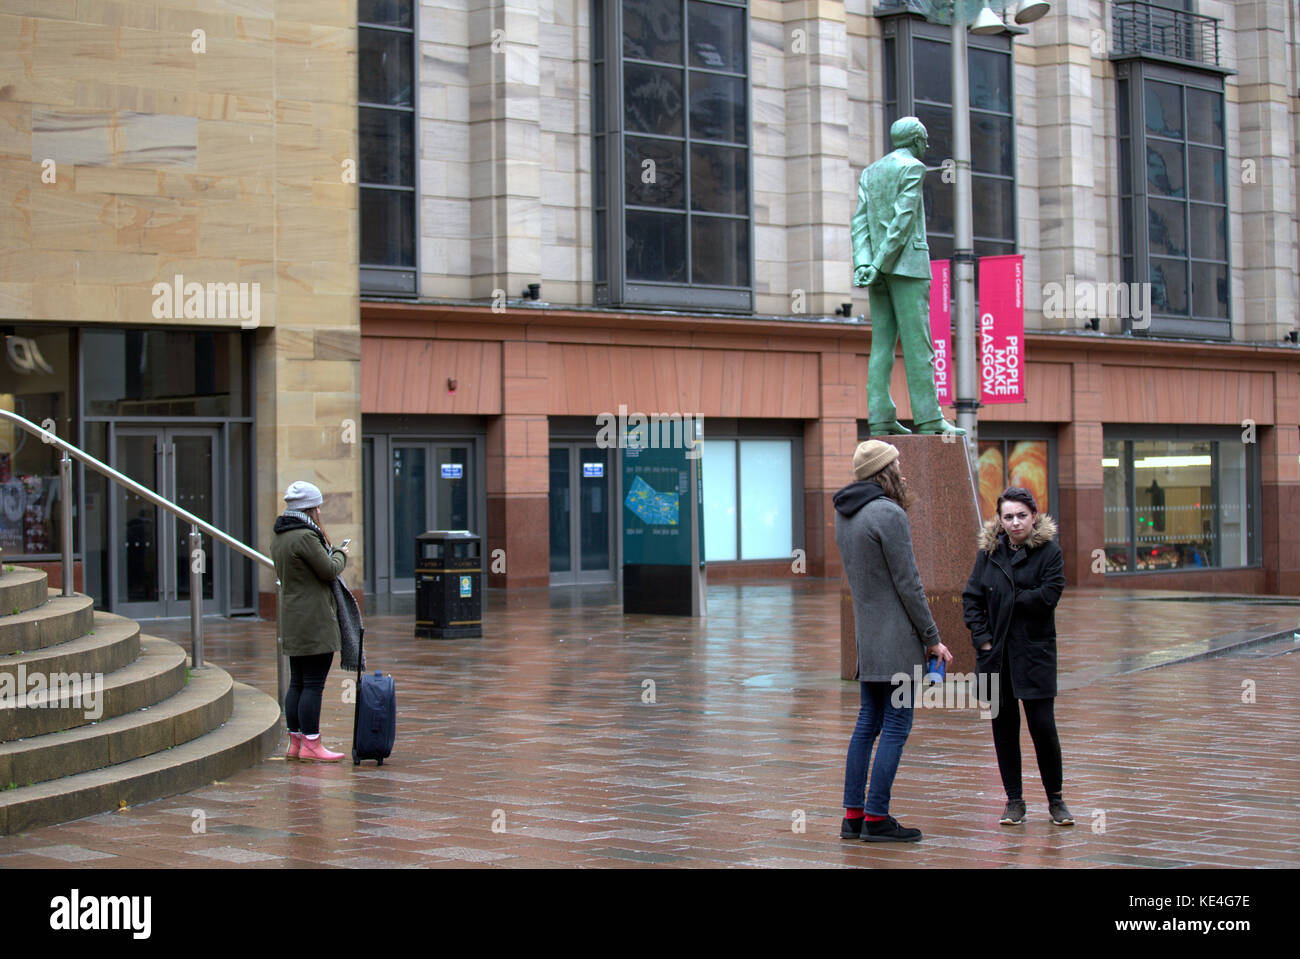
(2, 581), (1296, 869)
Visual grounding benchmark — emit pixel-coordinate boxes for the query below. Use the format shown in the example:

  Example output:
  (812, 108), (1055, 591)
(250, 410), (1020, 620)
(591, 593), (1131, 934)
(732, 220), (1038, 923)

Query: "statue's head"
(890, 116), (928, 158)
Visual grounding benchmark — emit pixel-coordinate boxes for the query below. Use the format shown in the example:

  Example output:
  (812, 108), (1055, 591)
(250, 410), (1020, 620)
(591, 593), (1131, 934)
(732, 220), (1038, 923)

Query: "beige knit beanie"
(852, 440), (899, 480)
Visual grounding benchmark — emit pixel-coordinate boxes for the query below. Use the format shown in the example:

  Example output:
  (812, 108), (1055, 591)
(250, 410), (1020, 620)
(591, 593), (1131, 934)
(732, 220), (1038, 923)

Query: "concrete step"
(0, 635), (187, 741)
(0, 680), (281, 834)
(0, 592), (96, 656)
(0, 613), (140, 688)
(0, 567), (49, 617)
(0, 663), (234, 788)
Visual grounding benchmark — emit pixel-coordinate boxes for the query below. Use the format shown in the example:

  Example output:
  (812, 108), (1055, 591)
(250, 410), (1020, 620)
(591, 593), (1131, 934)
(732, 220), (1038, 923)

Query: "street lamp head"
(1014, 0), (1050, 24)
(970, 6), (1006, 34)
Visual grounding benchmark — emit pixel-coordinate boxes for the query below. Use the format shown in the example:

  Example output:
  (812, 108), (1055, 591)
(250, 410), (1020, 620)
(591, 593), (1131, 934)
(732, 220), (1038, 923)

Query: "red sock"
(863, 813), (887, 822)
(845, 808), (864, 820)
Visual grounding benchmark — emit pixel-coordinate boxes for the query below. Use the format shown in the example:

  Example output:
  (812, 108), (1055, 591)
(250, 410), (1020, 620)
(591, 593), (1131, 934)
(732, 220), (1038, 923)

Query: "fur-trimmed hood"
(977, 514), (1058, 553)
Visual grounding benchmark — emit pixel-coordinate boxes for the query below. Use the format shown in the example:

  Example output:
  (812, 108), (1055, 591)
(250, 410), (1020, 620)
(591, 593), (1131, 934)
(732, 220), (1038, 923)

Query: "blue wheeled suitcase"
(352, 629), (396, 766)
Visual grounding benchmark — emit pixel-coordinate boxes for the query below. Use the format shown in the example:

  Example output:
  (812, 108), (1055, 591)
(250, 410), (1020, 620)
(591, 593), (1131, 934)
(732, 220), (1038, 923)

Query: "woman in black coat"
(962, 487), (1073, 827)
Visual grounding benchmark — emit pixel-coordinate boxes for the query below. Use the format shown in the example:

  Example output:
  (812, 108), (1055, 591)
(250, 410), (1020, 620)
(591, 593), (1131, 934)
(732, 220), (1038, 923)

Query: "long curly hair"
(868, 460), (915, 511)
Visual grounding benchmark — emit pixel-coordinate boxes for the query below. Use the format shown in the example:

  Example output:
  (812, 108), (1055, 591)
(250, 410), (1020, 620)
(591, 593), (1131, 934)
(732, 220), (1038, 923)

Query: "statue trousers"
(866, 272), (942, 427)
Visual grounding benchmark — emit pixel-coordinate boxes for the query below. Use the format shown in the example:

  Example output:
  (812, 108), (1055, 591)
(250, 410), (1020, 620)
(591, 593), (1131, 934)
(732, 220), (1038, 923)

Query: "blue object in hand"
(926, 655), (946, 684)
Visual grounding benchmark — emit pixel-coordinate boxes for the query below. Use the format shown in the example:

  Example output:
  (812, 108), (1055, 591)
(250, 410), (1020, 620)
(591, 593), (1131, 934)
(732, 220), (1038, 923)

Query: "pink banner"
(978, 254), (1025, 405)
(929, 260), (952, 406)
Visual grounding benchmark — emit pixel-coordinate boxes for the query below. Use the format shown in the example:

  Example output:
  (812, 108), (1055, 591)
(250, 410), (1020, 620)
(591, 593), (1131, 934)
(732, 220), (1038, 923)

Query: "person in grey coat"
(834, 440), (951, 842)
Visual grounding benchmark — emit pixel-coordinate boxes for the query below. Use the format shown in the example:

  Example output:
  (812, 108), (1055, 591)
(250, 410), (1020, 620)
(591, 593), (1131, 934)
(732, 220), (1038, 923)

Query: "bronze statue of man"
(852, 116), (964, 436)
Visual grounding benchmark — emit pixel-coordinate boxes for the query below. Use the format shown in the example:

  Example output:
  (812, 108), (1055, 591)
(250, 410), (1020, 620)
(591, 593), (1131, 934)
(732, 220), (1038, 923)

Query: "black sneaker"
(840, 817), (863, 839)
(862, 815), (922, 842)
(1048, 798), (1075, 826)
(999, 799), (1027, 825)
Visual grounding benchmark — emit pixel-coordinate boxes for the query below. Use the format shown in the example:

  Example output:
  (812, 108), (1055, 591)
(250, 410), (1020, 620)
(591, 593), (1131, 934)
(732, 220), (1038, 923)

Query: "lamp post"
(951, 14), (978, 441)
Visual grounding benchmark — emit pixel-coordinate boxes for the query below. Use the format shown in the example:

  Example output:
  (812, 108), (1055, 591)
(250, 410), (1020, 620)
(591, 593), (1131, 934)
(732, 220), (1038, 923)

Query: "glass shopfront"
(701, 421), (802, 562)
(1103, 429), (1259, 572)
(81, 330), (254, 615)
(1, 327), (255, 615)
(0, 328), (74, 558)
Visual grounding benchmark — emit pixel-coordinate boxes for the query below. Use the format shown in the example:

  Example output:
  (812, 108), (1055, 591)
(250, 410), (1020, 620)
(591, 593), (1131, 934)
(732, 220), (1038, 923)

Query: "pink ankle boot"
(298, 735), (344, 762)
(286, 732), (302, 760)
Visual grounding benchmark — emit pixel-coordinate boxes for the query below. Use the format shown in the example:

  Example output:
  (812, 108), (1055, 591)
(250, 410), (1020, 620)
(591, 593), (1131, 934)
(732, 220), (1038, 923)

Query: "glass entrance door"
(389, 441), (472, 592)
(112, 427), (222, 618)
(549, 444), (615, 585)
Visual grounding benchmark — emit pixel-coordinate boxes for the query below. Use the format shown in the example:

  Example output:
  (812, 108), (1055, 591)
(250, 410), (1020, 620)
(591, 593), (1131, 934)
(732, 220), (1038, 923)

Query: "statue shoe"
(915, 417), (966, 436)
(868, 421), (912, 435)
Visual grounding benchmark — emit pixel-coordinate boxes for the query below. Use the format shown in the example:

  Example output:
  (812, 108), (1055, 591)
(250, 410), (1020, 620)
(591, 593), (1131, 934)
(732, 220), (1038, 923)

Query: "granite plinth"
(840, 435), (983, 680)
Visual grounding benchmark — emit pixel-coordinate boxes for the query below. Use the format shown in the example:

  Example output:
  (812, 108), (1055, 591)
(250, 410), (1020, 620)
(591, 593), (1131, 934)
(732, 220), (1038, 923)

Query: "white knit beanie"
(284, 480), (323, 511)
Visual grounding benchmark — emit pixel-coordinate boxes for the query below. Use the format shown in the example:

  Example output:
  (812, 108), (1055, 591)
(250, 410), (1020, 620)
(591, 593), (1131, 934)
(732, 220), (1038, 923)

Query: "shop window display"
(976, 439), (1049, 523)
(0, 329), (73, 557)
(1102, 436), (1255, 572)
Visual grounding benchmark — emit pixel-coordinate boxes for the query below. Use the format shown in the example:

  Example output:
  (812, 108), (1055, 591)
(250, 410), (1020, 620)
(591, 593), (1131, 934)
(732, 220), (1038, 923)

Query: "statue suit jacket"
(851, 148), (931, 280)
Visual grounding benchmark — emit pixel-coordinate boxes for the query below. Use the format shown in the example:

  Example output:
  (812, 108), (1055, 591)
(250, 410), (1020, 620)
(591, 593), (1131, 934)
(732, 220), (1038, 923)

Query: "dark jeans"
(842, 680), (915, 816)
(286, 652), (334, 736)
(990, 659), (1063, 800)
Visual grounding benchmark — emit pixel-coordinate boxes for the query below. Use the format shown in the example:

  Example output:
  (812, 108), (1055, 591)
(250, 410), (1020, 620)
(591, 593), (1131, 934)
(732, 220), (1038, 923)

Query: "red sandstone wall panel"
(978, 362), (1072, 421)
(802, 355), (822, 415)
(676, 351), (703, 414)
(1102, 366), (1274, 424)
(719, 352), (744, 415)
(361, 337), (502, 415)
(588, 345), (615, 412)
(551, 345), (822, 418)
(699, 351), (725, 415)
(653, 350), (681, 410)
(760, 352), (784, 417)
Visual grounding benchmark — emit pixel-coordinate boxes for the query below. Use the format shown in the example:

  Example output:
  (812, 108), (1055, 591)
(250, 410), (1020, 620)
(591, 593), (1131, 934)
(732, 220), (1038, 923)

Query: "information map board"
(621, 417), (705, 617)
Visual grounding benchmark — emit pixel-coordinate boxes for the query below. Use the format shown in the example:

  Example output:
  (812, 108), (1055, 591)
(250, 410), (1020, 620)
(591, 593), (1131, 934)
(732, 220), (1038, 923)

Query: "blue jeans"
(842, 680), (915, 816)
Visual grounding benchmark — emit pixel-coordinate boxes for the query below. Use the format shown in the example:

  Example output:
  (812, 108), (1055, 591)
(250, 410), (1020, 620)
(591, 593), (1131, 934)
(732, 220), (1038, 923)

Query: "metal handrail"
(0, 408), (286, 714)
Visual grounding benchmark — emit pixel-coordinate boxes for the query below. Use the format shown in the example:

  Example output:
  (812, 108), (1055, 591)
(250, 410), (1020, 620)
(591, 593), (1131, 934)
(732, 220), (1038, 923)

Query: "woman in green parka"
(272, 481), (349, 762)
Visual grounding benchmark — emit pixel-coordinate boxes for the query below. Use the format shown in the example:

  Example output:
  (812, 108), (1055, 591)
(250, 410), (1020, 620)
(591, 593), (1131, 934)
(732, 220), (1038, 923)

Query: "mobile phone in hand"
(339, 539), (351, 550)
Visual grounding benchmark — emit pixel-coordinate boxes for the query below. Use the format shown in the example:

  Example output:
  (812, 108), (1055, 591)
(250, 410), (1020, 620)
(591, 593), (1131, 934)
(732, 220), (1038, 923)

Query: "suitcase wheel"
(377, 758), (383, 766)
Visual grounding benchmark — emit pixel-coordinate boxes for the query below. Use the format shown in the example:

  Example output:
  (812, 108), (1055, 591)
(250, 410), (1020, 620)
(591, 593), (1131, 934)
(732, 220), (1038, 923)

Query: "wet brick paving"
(1, 581), (1297, 869)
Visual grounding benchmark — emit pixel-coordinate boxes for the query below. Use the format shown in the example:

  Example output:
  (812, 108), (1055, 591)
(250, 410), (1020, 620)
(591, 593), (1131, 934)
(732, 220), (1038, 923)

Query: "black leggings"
(286, 652), (334, 736)
(990, 660), (1063, 800)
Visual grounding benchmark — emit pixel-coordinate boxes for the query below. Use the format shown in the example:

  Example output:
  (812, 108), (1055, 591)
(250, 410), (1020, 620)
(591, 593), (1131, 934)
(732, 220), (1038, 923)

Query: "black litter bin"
(415, 530), (482, 638)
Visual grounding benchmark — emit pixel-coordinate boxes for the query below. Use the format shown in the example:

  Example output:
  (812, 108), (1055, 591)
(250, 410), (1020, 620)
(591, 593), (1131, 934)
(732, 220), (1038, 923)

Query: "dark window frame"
(359, 2), (419, 297)
(592, 0), (755, 312)
(1115, 59), (1230, 339)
